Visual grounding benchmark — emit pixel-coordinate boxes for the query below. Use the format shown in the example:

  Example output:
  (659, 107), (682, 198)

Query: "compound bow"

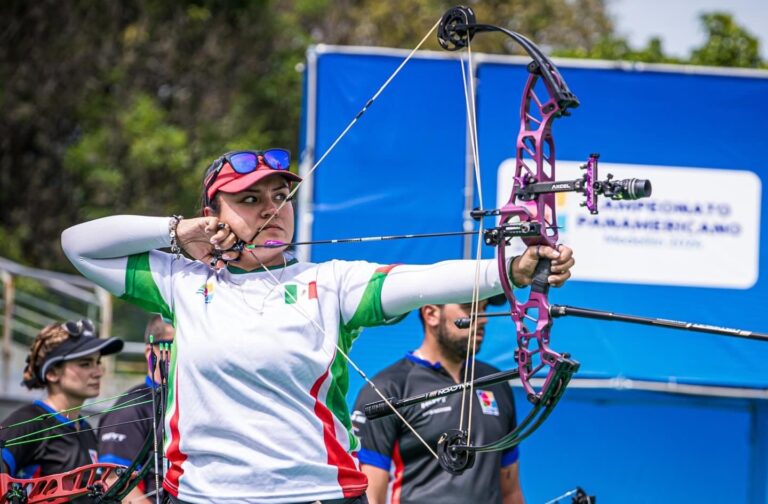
(361, 5), (763, 476)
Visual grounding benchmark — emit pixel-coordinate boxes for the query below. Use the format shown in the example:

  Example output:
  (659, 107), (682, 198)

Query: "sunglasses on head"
(204, 149), (291, 202)
(62, 318), (95, 339)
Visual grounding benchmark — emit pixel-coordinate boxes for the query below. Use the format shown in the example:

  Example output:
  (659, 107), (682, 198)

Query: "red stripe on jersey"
(390, 440), (404, 504)
(308, 281), (318, 299)
(163, 375), (187, 496)
(375, 264), (400, 274)
(310, 364), (367, 497)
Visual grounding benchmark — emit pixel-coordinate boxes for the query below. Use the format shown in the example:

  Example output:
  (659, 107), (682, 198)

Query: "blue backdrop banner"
(300, 45), (768, 503)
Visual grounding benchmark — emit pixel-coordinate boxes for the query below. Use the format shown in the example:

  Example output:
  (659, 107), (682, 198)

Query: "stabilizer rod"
(455, 305), (768, 342)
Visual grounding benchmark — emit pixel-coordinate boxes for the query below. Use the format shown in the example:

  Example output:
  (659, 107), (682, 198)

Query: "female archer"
(0, 319), (123, 487)
(61, 149), (574, 504)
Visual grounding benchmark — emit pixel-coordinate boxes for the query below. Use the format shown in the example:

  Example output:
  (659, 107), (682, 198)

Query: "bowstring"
(209, 14), (486, 464)
(148, 340), (162, 504)
(246, 18), (443, 245)
(2, 404), (154, 447)
(254, 257), (439, 460)
(220, 17), (444, 461)
(457, 36), (485, 446)
(0, 386), (154, 432)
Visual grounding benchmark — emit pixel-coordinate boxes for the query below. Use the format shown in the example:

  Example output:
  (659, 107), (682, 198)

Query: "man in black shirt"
(352, 299), (524, 504)
(98, 315), (175, 504)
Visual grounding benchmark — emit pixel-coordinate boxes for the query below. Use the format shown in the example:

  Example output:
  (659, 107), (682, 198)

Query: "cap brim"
(85, 337), (125, 357)
(38, 337), (125, 382)
(217, 170), (302, 196)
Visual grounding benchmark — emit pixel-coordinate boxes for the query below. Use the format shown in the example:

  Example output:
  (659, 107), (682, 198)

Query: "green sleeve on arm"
(344, 266), (407, 332)
(121, 253), (173, 321)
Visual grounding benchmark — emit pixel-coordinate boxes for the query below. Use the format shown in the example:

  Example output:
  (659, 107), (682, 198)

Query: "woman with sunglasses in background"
(0, 319), (123, 483)
(61, 149), (574, 504)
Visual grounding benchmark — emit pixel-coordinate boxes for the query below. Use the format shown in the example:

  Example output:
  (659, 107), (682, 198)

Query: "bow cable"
(457, 37), (486, 449)
(235, 17), (456, 460)
(247, 18), (443, 244)
(255, 260), (439, 460)
(0, 386), (154, 432)
(0, 393), (154, 447)
(148, 337), (162, 504)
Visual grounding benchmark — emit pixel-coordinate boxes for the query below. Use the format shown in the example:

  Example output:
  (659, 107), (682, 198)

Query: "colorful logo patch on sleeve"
(475, 390), (499, 416)
(196, 280), (215, 304)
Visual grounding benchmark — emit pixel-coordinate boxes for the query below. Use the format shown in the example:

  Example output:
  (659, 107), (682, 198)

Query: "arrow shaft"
(250, 230), (480, 248)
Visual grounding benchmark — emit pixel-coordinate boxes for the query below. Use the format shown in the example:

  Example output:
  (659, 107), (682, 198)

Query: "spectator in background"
(352, 298), (524, 504)
(0, 319), (123, 483)
(98, 315), (175, 504)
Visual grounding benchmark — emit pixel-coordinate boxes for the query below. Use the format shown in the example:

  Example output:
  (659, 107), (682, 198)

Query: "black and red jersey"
(351, 353), (519, 504)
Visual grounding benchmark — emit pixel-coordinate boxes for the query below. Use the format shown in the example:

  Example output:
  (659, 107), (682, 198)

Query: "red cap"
(206, 162), (302, 202)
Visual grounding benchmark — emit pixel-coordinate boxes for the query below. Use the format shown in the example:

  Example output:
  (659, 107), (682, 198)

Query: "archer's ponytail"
(22, 323), (70, 390)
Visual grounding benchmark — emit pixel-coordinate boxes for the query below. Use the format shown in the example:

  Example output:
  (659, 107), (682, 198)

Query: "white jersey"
(61, 215), (508, 503)
(125, 251), (401, 503)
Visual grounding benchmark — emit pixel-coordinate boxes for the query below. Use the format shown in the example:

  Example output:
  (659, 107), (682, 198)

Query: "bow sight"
(473, 154), (653, 247)
(513, 154), (652, 214)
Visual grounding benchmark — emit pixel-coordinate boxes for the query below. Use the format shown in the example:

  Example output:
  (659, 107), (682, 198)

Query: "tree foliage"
(690, 12), (763, 68)
(553, 11), (764, 69)
(0, 1), (764, 273)
(0, 0), (617, 271)
(1, 1), (764, 340)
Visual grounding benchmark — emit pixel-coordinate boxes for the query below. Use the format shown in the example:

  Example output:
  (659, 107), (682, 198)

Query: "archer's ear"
(421, 305), (441, 327)
(45, 366), (62, 385)
(203, 206), (214, 217)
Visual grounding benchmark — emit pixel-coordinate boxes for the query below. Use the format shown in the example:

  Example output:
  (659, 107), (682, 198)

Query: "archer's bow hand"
(176, 217), (241, 269)
(511, 244), (575, 288)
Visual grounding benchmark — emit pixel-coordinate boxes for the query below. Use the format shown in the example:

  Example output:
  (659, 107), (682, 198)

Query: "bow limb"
(93, 421), (156, 503)
(0, 417), (155, 503)
(0, 384), (164, 502)
(0, 463), (135, 503)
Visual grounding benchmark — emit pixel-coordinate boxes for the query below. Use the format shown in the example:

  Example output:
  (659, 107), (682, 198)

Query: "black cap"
(28, 319), (124, 386)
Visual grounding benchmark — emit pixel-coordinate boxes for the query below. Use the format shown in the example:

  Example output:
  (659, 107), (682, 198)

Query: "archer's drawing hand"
(175, 217), (241, 269)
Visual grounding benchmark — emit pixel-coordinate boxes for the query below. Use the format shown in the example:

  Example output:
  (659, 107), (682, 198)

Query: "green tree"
(0, 0), (617, 272)
(689, 12), (763, 68)
(553, 11), (764, 68)
(553, 35), (682, 64)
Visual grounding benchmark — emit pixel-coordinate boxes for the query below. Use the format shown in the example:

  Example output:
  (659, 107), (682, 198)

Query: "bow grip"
(364, 398), (397, 420)
(530, 257), (552, 295)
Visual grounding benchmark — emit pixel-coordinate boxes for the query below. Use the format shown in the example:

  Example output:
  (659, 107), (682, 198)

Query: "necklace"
(228, 250), (290, 315)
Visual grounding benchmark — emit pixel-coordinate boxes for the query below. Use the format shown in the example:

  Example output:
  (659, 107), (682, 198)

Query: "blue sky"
(610, 0), (768, 59)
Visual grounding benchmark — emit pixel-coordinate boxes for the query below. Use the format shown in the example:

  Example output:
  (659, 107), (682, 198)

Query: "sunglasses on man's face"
(204, 149), (291, 201)
(62, 318), (95, 338)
